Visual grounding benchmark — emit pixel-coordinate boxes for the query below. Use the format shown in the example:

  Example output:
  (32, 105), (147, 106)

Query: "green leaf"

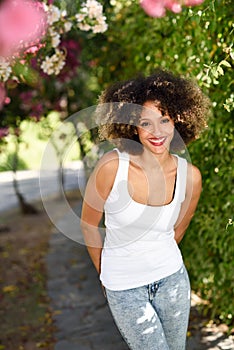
(12, 61), (39, 87)
(217, 65), (224, 75)
(219, 60), (232, 68)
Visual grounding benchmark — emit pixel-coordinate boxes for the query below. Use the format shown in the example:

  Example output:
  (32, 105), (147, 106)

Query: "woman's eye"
(140, 121), (151, 128)
(161, 118), (170, 124)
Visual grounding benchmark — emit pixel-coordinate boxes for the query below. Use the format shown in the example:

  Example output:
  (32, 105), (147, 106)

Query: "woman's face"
(137, 101), (174, 154)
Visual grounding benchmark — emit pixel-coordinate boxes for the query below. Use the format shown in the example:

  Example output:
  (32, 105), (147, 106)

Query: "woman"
(81, 70), (210, 350)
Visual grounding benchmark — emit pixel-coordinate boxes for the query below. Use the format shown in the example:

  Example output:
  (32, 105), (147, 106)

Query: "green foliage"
(82, 0), (233, 108)
(0, 152), (28, 171)
(181, 110), (234, 326)
(39, 113), (78, 167)
(0, 118), (80, 171)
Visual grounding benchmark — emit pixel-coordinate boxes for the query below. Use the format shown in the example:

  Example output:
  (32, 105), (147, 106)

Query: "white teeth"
(149, 137), (165, 143)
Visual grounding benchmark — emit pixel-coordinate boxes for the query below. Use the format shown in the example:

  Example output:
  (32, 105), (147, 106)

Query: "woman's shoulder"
(93, 149), (119, 181)
(176, 155), (201, 183)
(175, 155), (202, 193)
(187, 162), (201, 182)
(86, 150), (120, 201)
(97, 149), (119, 169)
(186, 162), (202, 196)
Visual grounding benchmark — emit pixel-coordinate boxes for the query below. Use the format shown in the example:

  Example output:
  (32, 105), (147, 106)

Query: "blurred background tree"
(0, 0), (108, 211)
(0, 0), (233, 328)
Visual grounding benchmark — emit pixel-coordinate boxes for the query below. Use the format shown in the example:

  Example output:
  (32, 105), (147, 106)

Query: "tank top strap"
(113, 148), (130, 186)
(176, 155), (188, 203)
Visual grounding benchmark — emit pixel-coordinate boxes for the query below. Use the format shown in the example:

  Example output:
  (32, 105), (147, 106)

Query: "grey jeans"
(105, 265), (191, 350)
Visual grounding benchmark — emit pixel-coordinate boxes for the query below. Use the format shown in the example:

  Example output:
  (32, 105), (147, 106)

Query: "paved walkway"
(0, 162), (85, 213)
(46, 201), (234, 350)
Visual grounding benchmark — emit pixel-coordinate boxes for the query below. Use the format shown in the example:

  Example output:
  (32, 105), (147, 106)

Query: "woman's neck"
(135, 148), (174, 171)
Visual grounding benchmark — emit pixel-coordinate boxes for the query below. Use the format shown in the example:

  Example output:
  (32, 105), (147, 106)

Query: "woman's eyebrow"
(140, 114), (163, 120)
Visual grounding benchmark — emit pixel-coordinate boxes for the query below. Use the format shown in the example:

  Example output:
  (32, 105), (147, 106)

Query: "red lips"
(148, 137), (167, 146)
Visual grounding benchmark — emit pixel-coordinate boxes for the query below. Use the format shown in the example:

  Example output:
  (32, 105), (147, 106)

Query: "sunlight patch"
(169, 285), (179, 302)
(136, 302), (156, 324)
(142, 325), (158, 334)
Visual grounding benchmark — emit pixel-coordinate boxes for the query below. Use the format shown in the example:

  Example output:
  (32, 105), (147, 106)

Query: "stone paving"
(46, 201), (234, 350)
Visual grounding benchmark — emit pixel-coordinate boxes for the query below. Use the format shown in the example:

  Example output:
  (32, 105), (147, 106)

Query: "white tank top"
(100, 149), (187, 291)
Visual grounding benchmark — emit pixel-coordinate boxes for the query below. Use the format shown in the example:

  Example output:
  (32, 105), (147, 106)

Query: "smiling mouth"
(148, 137), (167, 146)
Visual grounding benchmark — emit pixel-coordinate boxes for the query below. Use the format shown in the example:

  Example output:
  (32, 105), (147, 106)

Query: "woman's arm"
(80, 151), (118, 274)
(174, 164), (202, 244)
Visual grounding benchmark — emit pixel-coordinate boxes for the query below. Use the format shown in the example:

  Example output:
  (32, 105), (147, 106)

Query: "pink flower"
(5, 97), (11, 105)
(0, 0), (47, 58)
(0, 127), (9, 139)
(184, 0), (204, 5)
(24, 43), (44, 55)
(140, 0), (167, 17)
(0, 83), (7, 110)
(31, 103), (44, 121)
(165, 1), (182, 13)
(20, 91), (35, 109)
(20, 91), (34, 102)
(140, 0), (204, 17)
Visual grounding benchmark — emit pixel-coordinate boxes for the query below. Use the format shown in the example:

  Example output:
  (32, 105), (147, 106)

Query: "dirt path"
(0, 191), (79, 350)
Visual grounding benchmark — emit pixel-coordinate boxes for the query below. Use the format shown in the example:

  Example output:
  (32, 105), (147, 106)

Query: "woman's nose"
(150, 122), (162, 136)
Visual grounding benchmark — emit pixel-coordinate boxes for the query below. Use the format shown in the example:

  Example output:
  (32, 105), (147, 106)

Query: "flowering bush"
(76, 0), (108, 33)
(140, 0), (204, 17)
(0, 0), (207, 118)
(0, 0), (108, 117)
